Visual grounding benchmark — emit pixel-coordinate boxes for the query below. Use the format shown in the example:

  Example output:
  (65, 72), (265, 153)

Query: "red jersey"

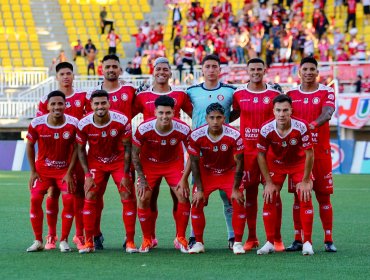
(188, 124), (244, 174)
(36, 89), (88, 120)
(76, 111), (131, 165)
(233, 84), (281, 151)
(27, 114), (78, 175)
(287, 84), (335, 158)
(133, 118), (191, 164)
(133, 87), (193, 120)
(86, 84), (136, 120)
(257, 117), (313, 168)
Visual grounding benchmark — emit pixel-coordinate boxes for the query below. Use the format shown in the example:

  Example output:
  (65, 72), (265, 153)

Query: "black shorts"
(364, 6), (370, 15)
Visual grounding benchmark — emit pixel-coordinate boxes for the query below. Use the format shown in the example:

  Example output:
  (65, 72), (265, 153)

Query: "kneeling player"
(256, 95), (315, 256)
(26, 90), (78, 253)
(187, 103), (245, 254)
(132, 95), (191, 253)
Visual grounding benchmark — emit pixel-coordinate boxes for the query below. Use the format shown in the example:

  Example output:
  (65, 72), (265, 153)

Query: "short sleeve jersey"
(233, 83), (281, 150)
(76, 111), (131, 165)
(188, 124), (244, 174)
(86, 84), (136, 121)
(133, 87), (193, 120)
(36, 89), (88, 120)
(257, 117), (313, 168)
(133, 118), (191, 164)
(287, 84), (335, 158)
(186, 82), (236, 129)
(27, 114), (79, 175)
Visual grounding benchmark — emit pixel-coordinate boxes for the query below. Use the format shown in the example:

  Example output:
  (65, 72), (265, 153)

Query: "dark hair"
(154, 95), (175, 108)
(202, 54), (220, 65)
(56, 62), (73, 73)
(206, 102), (225, 115)
(247, 58), (265, 66)
(273, 94), (292, 105)
(300, 56), (318, 67)
(102, 54), (120, 63)
(91, 89), (109, 100)
(47, 90), (65, 101)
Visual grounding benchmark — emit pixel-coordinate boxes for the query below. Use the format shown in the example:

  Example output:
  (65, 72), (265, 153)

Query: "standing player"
(36, 62), (88, 250)
(132, 95), (191, 253)
(187, 103), (245, 254)
(231, 58), (282, 254)
(26, 90), (78, 252)
(77, 90), (137, 254)
(256, 95), (315, 256)
(286, 57), (337, 252)
(86, 54), (136, 249)
(133, 57), (193, 247)
(186, 54), (237, 248)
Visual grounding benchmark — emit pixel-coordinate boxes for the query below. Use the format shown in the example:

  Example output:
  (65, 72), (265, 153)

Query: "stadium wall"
(1, 140), (369, 174)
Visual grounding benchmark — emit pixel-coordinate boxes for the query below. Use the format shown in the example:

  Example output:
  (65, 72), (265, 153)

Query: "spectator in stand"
(173, 22), (182, 50)
(194, 1), (205, 20)
(155, 22), (165, 43)
(97, 60), (103, 77)
(345, 0), (357, 32)
(182, 41), (195, 74)
(336, 40), (349, 61)
(86, 49), (96, 76)
(347, 33), (359, 60)
(355, 75), (362, 93)
(132, 51), (142, 75)
(333, 27), (345, 52)
(72, 39), (84, 61)
(124, 61), (134, 75)
(356, 36), (367, 61)
(132, 28), (147, 55)
(141, 21), (151, 37)
(318, 36), (331, 62)
(364, 0), (370, 25)
(363, 76), (370, 92)
(155, 41), (166, 58)
(50, 50), (68, 73)
(169, 3), (182, 39)
(84, 39), (97, 54)
(313, 10), (329, 40)
(221, 0), (233, 21)
(100, 6), (114, 34)
(334, 0), (343, 19)
(236, 28), (248, 63)
(106, 29), (120, 55)
(303, 33), (315, 57)
(210, 1), (222, 21)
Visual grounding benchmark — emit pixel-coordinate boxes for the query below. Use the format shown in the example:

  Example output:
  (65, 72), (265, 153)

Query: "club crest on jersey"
(217, 95), (224, 101)
(302, 135), (309, 142)
(121, 93), (128, 101)
(220, 144), (228, 151)
(328, 94), (335, 100)
(112, 96), (118, 102)
(54, 133), (59, 139)
(63, 131), (70, 139)
(263, 97), (270, 104)
(289, 138), (297, 145)
(170, 138), (177, 145)
(102, 131), (107, 137)
(253, 97), (258, 103)
(304, 98), (309, 104)
(110, 129), (118, 137)
(312, 97), (320, 104)
(282, 141), (287, 147)
(161, 140), (166, 145)
(213, 146), (218, 152)
(66, 101), (71, 108)
(74, 100), (81, 107)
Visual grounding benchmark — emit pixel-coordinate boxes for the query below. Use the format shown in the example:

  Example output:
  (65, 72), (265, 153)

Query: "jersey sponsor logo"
(260, 122), (274, 137)
(292, 119), (308, 134)
(88, 133), (99, 136)
(174, 121), (191, 135)
(112, 96), (118, 102)
(302, 142), (311, 148)
(170, 138), (177, 145)
(244, 127), (259, 139)
(282, 141), (287, 147)
(305, 209), (313, 214)
(217, 94), (224, 101)
(213, 146), (218, 152)
(311, 132), (318, 143)
(224, 125), (240, 140)
(312, 97), (320, 104)
(40, 134), (52, 138)
(328, 94), (335, 100)
(220, 144), (228, 151)
(239, 99), (250, 102)
(110, 129), (118, 137)
(331, 143), (344, 170)
(74, 100), (82, 107)
(102, 131), (107, 138)
(289, 138), (297, 145)
(322, 205), (331, 210)
(304, 98), (309, 104)
(121, 93), (128, 101)
(161, 140), (166, 145)
(302, 135), (309, 142)
(63, 131), (70, 139)
(66, 101), (71, 108)
(191, 126), (207, 141)
(263, 97), (271, 104)
(253, 97), (258, 103)
(54, 133), (59, 139)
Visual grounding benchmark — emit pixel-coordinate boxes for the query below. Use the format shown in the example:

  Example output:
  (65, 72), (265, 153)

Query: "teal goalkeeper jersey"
(186, 82), (236, 129)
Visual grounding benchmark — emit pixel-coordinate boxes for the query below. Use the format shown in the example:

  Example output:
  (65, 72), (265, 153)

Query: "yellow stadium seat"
(13, 12), (23, 19)
(90, 5), (99, 13)
(22, 50), (32, 58)
(33, 51), (42, 58)
(29, 34), (38, 42)
(25, 19), (34, 26)
(11, 5), (21, 12)
(61, 5), (70, 13)
(121, 34), (130, 42)
(30, 42), (39, 50)
(13, 58), (23, 66)
(85, 19), (95, 27)
(1, 5), (11, 13)
(9, 42), (19, 50)
(128, 0), (137, 5)
(71, 5), (80, 13)
(121, 6), (130, 12)
(19, 42), (29, 50)
(2, 57), (12, 67)
(22, 5), (31, 12)
(131, 5), (140, 12)
(19, 0), (30, 4)
(81, 5), (91, 13)
(27, 26), (36, 34)
(125, 14), (134, 20)
(141, 5), (150, 13)
(15, 19), (25, 27)
(111, 5), (120, 13)
(34, 58), (44, 66)
(139, 0), (147, 4)
(74, 13), (83, 20)
(134, 12), (143, 20)
(23, 58), (33, 67)
(0, 42), (8, 50)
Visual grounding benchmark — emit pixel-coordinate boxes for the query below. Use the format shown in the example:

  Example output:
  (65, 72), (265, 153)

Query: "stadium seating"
(58, 0), (151, 74)
(0, 0), (44, 67)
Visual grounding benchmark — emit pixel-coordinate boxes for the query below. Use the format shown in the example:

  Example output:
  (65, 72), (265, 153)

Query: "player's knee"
(315, 193), (331, 205)
(85, 191), (97, 200)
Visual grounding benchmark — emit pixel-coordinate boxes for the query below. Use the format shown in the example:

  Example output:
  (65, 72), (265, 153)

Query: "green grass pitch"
(1, 171), (370, 279)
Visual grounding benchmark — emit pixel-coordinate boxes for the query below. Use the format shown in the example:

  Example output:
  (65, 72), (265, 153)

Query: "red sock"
(122, 199), (137, 242)
(30, 193), (44, 241)
(74, 195), (85, 237)
(46, 196), (59, 237)
(232, 200), (247, 242)
(262, 196), (277, 243)
(191, 202), (205, 243)
(150, 210), (158, 239)
(94, 197), (104, 236)
(293, 193), (303, 242)
(316, 193), (333, 243)
(138, 207), (151, 240)
(275, 195), (282, 242)
(83, 199), (97, 244)
(60, 193), (74, 241)
(245, 186), (258, 241)
(300, 199), (314, 244)
(175, 202), (190, 238)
